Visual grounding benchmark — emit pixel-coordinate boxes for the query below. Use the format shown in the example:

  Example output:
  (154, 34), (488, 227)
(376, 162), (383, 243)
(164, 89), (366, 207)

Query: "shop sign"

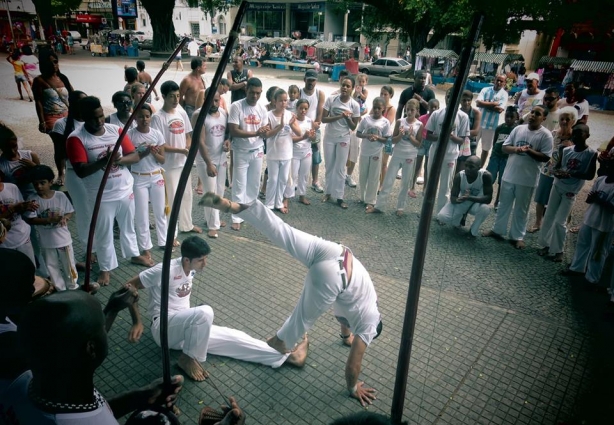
(247, 3), (286, 11)
(291, 2), (324, 11)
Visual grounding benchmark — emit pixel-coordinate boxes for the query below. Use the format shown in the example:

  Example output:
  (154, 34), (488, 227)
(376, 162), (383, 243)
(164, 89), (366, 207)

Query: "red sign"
(76, 15), (103, 24)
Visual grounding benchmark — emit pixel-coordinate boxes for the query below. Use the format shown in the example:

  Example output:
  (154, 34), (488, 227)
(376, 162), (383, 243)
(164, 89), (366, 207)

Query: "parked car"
(61, 30), (82, 44)
(358, 57), (412, 76)
(134, 31), (152, 43)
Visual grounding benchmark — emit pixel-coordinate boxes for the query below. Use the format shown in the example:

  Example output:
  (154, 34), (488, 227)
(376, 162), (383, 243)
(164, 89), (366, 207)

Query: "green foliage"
(196, 0), (241, 18)
(50, 0), (82, 16)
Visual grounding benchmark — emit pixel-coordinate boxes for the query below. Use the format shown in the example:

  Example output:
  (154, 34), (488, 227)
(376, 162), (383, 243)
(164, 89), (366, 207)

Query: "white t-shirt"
(294, 117), (313, 151)
(266, 110), (295, 161)
(553, 146), (596, 194)
(323, 95), (360, 141)
(140, 258), (194, 317)
(583, 176), (614, 232)
(299, 88), (321, 121)
(0, 371), (118, 425)
(27, 191), (74, 249)
(356, 115), (392, 157)
(522, 108), (560, 132)
(107, 113), (136, 130)
(187, 41), (199, 56)
(66, 124), (135, 202)
(151, 108), (193, 170)
(393, 118), (422, 159)
(502, 124), (553, 187)
(52, 119), (84, 170)
(228, 99), (268, 152)
(517, 89), (545, 116)
(195, 109), (228, 165)
(126, 127), (166, 173)
(20, 54), (40, 77)
(426, 107), (470, 160)
(556, 98), (589, 119)
(0, 182), (34, 249)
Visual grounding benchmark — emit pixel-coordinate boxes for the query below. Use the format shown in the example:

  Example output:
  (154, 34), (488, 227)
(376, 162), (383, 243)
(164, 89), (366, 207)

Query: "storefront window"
(245, 11), (284, 37)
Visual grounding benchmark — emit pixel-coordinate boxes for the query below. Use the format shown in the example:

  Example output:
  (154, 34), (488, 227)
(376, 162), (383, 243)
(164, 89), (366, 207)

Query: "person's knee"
(193, 305), (214, 325)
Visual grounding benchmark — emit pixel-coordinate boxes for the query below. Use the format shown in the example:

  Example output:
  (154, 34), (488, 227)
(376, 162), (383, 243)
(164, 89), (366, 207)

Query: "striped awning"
(416, 48), (458, 59)
(257, 37), (282, 44)
(538, 56), (574, 67)
(314, 41), (360, 50)
(290, 39), (319, 47)
(570, 60), (614, 73)
(474, 52), (524, 64)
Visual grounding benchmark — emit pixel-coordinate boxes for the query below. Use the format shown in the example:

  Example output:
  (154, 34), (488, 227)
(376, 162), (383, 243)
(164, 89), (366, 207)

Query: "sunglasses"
(543, 97), (558, 101)
(116, 100), (133, 106)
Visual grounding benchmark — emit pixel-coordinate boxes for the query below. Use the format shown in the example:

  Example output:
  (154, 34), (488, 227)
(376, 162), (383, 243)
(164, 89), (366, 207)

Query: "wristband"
(349, 385), (357, 396)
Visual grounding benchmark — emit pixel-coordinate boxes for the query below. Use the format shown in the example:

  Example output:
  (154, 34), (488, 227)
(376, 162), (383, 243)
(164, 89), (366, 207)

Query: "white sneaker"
(416, 176), (424, 185)
(346, 175), (357, 187)
(396, 169), (402, 179)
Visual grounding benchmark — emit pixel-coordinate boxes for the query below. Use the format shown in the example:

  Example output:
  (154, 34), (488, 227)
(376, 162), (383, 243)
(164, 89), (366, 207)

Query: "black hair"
(341, 76), (355, 88)
(10, 50), (20, 61)
(381, 85), (394, 98)
(21, 46), (33, 56)
(0, 122), (17, 147)
(504, 105), (519, 118)
(38, 49), (59, 77)
(191, 57), (204, 70)
(138, 103), (153, 115)
(220, 78), (230, 86)
(29, 164), (55, 182)
(330, 411), (393, 425)
(533, 105), (549, 117)
(161, 81), (180, 96)
(125, 67), (138, 83)
(181, 236), (211, 260)
(64, 91), (87, 137)
(112, 90), (131, 104)
(544, 86), (559, 96)
(274, 88), (287, 101)
(461, 90), (473, 99)
(414, 69), (427, 78)
(288, 84), (300, 94)
(266, 86), (279, 102)
(136, 60), (145, 71)
(246, 77), (263, 90)
(296, 98), (310, 109)
(79, 96), (103, 120)
(0, 248), (35, 315)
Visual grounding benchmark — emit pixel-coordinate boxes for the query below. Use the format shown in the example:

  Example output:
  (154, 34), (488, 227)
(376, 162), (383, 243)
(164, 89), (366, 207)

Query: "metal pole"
(5, 0), (15, 43)
(158, 0), (250, 389)
(390, 13), (483, 424)
(342, 10), (348, 42)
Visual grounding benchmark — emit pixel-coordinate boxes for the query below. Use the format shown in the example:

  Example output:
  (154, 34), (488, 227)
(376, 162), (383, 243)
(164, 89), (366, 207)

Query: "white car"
(358, 57), (412, 76)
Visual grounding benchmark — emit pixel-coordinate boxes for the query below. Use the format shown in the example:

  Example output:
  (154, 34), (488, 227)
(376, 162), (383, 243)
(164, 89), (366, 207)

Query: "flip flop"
(337, 199), (348, 209)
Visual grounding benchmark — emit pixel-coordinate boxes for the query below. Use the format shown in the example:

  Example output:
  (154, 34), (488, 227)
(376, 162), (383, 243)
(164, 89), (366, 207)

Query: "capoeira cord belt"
(338, 246), (350, 290)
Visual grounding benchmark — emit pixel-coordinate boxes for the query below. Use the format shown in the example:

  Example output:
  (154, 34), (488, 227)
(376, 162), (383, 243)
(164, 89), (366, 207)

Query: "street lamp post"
(342, 10), (349, 42)
(317, 11), (322, 35)
(4, 0), (15, 43)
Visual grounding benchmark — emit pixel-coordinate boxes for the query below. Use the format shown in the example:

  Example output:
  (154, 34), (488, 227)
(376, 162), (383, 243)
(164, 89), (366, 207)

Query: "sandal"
(552, 253), (564, 263)
(365, 205), (375, 214)
(337, 199), (348, 209)
(537, 247), (549, 256)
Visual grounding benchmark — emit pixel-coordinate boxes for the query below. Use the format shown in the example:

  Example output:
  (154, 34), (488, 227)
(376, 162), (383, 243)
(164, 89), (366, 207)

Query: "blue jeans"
(486, 155), (507, 184)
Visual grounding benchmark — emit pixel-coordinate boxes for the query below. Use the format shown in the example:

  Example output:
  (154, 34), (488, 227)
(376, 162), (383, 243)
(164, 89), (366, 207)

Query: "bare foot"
(286, 335), (309, 367)
(512, 240), (525, 249)
(143, 250), (152, 260)
(91, 253), (98, 264)
(395, 210), (404, 217)
(267, 334), (290, 354)
(341, 332), (354, 347)
(299, 196), (311, 205)
(98, 271), (111, 286)
(76, 262), (88, 271)
(231, 223), (241, 231)
(483, 230), (504, 240)
(173, 239), (180, 247)
(220, 221), (227, 227)
(408, 190), (417, 198)
(177, 353), (208, 381)
(527, 226), (541, 233)
(199, 192), (246, 214)
(275, 207), (289, 214)
(187, 225), (203, 234)
(131, 255), (155, 267)
(322, 194), (331, 203)
(365, 205), (375, 214)
(208, 230), (218, 238)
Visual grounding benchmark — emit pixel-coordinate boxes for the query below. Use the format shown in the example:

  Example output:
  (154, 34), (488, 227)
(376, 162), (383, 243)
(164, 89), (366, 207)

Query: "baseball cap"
(526, 72), (540, 81)
(305, 69), (318, 80)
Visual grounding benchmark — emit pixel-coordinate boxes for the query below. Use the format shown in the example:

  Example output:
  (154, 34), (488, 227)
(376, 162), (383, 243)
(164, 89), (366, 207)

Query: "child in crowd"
(0, 179), (37, 265)
(284, 99), (316, 206)
(411, 99), (439, 195)
(265, 89), (301, 213)
(0, 123), (40, 194)
(486, 106), (519, 210)
(7, 50), (33, 102)
(287, 85), (300, 113)
(457, 90), (481, 172)
(375, 99), (423, 215)
(127, 104), (167, 256)
(259, 86), (279, 200)
(356, 97), (392, 213)
(27, 165), (78, 290)
(346, 73), (370, 188)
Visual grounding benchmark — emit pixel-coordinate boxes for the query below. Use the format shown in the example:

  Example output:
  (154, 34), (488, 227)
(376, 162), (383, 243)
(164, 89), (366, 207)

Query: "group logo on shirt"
(97, 151), (120, 172)
(168, 118), (185, 135)
(176, 281), (192, 298)
(244, 114), (261, 126)
(209, 124), (226, 138)
(39, 208), (64, 228)
(566, 158), (580, 171)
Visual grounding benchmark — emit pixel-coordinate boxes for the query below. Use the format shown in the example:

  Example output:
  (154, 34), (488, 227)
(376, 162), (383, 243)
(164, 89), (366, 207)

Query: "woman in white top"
(127, 104), (167, 260)
(264, 89), (301, 213)
(284, 98), (317, 206)
(321, 77), (360, 209)
(375, 99), (423, 215)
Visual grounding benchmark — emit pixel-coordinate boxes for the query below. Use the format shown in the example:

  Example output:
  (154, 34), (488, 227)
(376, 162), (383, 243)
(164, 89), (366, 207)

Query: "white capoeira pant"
(42, 246), (78, 290)
(95, 196), (140, 272)
(231, 147), (264, 224)
(284, 148), (311, 198)
(133, 171), (168, 250)
(164, 167), (195, 233)
(538, 184), (576, 255)
(237, 200), (381, 348)
(65, 167), (94, 249)
(427, 155), (458, 214)
(348, 131), (360, 164)
(196, 159), (227, 230)
(479, 128), (496, 152)
(491, 181), (534, 241)
(265, 159), (291, 209)
(569, 226), (614, 284)
(358, 154), (381, 205)
(151, 305), (289, 367)
(376, 156), (416, 211)
(437, 202), (491, 237)
(324, 136), (350, 200)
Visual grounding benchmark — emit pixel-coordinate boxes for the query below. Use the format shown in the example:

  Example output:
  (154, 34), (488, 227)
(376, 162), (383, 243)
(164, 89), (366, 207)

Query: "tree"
(32, 0), (82, 36)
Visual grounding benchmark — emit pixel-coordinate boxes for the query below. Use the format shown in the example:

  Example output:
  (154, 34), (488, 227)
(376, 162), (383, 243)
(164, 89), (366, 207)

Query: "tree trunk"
(410, 32), (428, 72)
(31, 0), (53, 37)
(141, 0), (176, 52)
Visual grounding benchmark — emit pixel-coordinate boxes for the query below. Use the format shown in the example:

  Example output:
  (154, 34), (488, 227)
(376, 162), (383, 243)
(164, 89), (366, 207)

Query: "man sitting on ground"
(437, 156), (493, 238)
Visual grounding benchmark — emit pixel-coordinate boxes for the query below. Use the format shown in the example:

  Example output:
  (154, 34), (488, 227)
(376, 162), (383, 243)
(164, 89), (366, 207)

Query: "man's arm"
(450, 173), (462, 204)
(315, 89), (325, 124)
(178, 78), (189, 107)
(228, 122), (258, 138)
(227, 70), (246, 92)
(461, 172), (493, 204)
(345, 337), (376, 406)
(107, 375), (184, 419)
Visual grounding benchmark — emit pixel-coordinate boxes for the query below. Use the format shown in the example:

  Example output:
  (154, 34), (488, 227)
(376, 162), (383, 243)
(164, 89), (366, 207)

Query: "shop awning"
(473, 52), (524, 64)
(538, 56), (574, 67)
(290, 39), (319, 47)
(314, 41), (360, 50)
(75, 14), (103, 24)
(416, 48), (458, 59)
(570, 60), (614, 73)
(204, 34), (228, 42)
(257, 37), (292, 44)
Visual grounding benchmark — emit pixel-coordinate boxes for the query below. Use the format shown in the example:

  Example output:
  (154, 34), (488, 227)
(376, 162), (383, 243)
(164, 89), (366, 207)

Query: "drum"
(32, 276), (54, 299)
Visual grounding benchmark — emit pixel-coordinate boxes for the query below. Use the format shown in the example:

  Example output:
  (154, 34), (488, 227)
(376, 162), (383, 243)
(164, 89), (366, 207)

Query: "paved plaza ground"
(2, 48), (614, 424)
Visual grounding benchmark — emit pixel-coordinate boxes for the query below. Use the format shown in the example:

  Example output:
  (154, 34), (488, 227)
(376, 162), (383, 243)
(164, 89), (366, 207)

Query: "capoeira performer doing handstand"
(200, 193), (383, 406)
(121, 236), (309, 382)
